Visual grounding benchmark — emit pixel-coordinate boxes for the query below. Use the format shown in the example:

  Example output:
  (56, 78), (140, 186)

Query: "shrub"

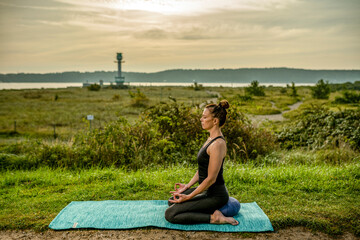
(290, 82), (298, 97)
(0, 102), (278, 170)
(334, 91), (360, 104)
(245, 80), (265, 96)
(234, 94), (253, 102)
(129, 88), (149, 107)
(0, 153), (38, 170)
(74, 118), (161, 169)
(277, 106), (360, 151)
(112, 94), (121, 101)
(143, 102), (207, 156)
(329, 81), (360, 91)
(87, 84), (101, 91)
(312, 79), (330, 99)
(223, 105), (277, 161)
(192, 82), (204, 91)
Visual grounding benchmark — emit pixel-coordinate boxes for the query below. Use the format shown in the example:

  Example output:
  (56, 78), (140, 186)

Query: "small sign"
(87, 115), (94, 120)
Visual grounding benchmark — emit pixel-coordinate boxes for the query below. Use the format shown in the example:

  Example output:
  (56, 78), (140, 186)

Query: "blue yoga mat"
(49, 200), (273, 232)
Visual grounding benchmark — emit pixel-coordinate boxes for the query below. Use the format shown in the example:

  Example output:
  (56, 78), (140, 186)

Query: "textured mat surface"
(49, 200), (273, 232)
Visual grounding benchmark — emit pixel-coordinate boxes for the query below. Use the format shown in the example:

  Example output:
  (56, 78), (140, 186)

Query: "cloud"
(133, 28), (170, 39)
(0, 0), (359, 73)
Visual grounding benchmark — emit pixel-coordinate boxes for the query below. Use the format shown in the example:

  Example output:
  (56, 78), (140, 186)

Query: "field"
(0, 86), (214, 139)
(0, 83), (359, 238)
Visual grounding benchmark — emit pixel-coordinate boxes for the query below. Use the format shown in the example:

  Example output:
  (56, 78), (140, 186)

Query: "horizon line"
(1, 66), (360, 75)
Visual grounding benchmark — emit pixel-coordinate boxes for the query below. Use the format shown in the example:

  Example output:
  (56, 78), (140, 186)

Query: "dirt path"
(250, 101), (303, 123)
(0, 228), (357, 240)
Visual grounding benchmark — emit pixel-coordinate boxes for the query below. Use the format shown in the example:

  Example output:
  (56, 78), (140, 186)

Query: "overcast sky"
(0, 0), (359, 73)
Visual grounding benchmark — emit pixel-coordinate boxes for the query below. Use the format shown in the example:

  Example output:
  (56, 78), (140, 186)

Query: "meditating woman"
(165, 100), (239, 225)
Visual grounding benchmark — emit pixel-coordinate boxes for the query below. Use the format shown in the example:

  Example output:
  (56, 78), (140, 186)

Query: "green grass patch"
(0, 162), (359, 236)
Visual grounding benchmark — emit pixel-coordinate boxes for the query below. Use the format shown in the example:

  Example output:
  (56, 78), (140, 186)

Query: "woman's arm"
(170, 140), (226, 203)
(187, 170), (199, 188)
(171, 171), (199, 194)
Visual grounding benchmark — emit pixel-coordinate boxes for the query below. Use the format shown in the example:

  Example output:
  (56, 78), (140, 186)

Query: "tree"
(290, 82), (298, 97)
(312, 79), (330, 99)
(245, 80), (265, 96)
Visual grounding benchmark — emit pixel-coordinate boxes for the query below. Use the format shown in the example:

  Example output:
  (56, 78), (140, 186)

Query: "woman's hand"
(168, 193), (190, 204)
(170, 183), (188, 195)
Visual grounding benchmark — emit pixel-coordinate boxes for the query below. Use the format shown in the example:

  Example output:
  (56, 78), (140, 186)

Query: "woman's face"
(200, 108), (215, 130)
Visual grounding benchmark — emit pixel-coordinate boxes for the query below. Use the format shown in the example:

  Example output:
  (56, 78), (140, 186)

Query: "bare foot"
(210, 210), (239, 225)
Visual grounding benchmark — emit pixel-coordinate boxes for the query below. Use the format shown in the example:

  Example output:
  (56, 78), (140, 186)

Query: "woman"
(165, 100), (238, 225)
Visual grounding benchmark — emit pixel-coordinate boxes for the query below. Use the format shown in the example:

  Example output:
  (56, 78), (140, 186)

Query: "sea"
(0, 82), (316, 90)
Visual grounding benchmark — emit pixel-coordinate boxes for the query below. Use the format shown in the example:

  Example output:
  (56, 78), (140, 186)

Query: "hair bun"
(219, 100), (229, 109)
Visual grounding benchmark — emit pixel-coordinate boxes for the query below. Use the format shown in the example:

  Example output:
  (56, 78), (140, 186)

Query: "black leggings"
(165, 185), (229, 224)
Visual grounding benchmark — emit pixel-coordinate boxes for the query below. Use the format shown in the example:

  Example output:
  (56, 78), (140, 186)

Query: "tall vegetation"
(312, 79), (331, 99)
(245, 80), (265, 96)
(277, 106), (360, 151)
(0, 102), (277, 170)
(290, 82), (298, 97)
(87, 83), (101, 91)
(128, 88), (149, 107)
(334, 91), (360, 104)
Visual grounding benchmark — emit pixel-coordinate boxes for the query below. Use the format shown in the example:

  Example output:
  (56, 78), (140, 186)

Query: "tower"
(115, 53), (125, 85)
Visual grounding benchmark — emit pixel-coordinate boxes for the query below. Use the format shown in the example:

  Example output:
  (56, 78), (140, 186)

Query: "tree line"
(1, 68), (359, 83)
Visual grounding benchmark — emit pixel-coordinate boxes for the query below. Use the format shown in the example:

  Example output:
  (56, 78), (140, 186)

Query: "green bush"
(277, 106), (360, 150)
(334, 91), (360, 104)
(234, 94), (253, 102)
(330, 81), (360, 91)
(0, 153), (38, 170)
(112, 94), (121, 101)
(192, 82), (204, 91)
(87, 84), (101, 91)
(223, 105), (277, 161)
(245, 80), (265, 96)
(312, 79), (330, 99)
(0, 102), (278, 170)
(290, 82), (298, 97)
(129, 88), (149, 107)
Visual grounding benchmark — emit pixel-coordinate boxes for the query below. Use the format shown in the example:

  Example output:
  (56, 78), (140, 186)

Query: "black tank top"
(197, 136), (225, 188)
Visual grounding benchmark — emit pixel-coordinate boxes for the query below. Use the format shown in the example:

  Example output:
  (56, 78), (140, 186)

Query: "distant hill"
(1, 68), (359, 84)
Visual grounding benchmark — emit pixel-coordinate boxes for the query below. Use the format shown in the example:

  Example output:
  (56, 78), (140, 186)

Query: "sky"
(0, 0), (359, 73)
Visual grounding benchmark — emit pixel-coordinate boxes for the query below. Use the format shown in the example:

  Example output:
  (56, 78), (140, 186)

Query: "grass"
(1, 85), (359, 236)
(0, 161), (359, 236)
(1, 86), (357, 142)
(0, 86), (214, 140)
(216, 86), (303, 115)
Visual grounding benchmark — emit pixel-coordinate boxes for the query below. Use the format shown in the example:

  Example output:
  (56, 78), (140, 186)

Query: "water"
(0, 82), (315, 90)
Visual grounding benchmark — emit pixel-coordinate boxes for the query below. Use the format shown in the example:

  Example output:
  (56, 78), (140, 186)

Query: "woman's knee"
(165, 207), (176, 223)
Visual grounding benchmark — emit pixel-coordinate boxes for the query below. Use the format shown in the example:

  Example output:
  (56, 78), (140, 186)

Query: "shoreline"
(0, 82), (316, 90)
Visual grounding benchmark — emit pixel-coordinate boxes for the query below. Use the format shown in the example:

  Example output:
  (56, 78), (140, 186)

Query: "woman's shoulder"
(207, 137), (226, 154)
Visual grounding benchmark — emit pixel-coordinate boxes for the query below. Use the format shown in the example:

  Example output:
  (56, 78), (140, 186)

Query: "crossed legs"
(165, 187), (238, 225)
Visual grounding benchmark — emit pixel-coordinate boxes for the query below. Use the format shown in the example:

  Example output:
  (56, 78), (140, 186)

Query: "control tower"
(115, 53), (125, 86)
